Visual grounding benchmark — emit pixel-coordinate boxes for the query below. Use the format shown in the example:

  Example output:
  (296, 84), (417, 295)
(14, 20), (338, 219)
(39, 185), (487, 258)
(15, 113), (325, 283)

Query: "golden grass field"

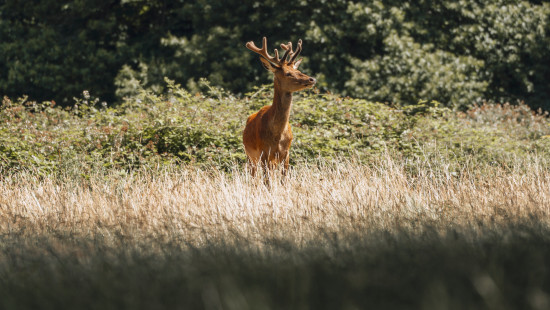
(3, 154), (549, 247)
(2, 155), (550, 309)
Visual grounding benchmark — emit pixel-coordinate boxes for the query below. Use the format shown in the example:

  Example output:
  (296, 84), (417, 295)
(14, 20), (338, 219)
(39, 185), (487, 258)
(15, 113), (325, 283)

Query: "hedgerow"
(1, 80), (549, 175)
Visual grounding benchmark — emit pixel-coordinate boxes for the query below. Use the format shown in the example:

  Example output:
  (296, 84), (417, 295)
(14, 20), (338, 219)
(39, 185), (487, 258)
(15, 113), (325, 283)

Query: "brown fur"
(243, 57), (315, 176)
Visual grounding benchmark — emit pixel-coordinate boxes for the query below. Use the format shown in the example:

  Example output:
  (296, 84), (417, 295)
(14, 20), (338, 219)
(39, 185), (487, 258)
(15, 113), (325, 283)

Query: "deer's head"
(246, 37), (316, 93)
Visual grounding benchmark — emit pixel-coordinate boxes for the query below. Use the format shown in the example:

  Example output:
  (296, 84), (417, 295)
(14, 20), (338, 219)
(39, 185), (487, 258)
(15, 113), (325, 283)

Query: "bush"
(345, 33), (488, 109)
(2, 81), (550, 175)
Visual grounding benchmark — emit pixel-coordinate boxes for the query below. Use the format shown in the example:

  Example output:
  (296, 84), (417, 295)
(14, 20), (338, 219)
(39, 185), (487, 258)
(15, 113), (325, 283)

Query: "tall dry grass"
(2, 154), (549, 246)
(2, 155), (550, 309)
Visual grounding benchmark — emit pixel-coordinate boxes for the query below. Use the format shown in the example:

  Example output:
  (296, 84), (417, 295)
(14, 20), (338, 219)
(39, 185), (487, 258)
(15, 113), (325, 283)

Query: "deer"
(243, 37), (316, 177)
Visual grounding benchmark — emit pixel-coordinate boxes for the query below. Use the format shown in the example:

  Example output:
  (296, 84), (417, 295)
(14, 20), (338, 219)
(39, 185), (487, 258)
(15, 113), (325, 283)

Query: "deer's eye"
(285, 73), (292, 77)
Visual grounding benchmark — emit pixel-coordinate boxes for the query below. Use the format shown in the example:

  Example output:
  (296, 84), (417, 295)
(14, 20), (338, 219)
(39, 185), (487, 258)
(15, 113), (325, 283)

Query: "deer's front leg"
(283, 154), (290, 176)
(247, 159), (257, 177)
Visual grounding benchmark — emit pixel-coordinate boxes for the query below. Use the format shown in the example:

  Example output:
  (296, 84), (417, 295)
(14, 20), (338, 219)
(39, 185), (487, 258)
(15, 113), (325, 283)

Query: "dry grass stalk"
(1, 154), (549, 249)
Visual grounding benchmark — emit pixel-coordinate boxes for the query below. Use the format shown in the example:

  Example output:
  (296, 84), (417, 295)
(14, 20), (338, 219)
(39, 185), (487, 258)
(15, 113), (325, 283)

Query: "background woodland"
(1, 0), (549, 110)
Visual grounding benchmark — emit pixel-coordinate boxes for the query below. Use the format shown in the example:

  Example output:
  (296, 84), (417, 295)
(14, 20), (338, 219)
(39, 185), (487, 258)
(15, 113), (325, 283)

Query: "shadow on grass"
(1, 220), (549, 310)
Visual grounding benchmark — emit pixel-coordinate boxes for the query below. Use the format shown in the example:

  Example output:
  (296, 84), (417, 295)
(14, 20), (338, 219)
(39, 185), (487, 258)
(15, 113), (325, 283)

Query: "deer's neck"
(269, 77), (292, 137)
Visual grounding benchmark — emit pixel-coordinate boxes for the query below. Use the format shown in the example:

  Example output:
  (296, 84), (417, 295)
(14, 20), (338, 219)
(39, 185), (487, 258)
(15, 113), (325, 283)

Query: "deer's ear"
(259, 57), (278, 73)
(293, 58), (303, 70)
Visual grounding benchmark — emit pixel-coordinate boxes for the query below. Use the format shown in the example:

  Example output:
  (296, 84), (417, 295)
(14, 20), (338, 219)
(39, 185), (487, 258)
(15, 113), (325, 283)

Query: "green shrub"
(345, 33), (488, 109)
(2, 81), (550, 175)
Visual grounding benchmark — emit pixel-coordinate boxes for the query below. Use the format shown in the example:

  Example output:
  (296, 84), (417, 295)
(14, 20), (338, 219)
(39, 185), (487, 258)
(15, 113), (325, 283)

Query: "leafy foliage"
(0, 1), (549, 109)
(0, 0), (124, 104)
(345, 33), (488, 109)
(2, 81), (550, 175)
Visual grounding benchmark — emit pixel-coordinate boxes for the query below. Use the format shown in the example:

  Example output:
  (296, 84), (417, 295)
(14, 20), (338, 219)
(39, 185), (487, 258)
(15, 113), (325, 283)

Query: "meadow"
(1, 82), (550, 309)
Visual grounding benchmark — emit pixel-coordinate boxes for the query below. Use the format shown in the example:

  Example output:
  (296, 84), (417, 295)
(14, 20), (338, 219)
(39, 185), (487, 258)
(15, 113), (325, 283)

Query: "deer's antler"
(281, 39), (302, 64)
(246, 37), (281, 67)
(246, 37), (303, 67)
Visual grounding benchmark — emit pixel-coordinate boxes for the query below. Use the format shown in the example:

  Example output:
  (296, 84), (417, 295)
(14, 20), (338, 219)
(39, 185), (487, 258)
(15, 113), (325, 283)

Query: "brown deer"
(243, 37), (316, 176)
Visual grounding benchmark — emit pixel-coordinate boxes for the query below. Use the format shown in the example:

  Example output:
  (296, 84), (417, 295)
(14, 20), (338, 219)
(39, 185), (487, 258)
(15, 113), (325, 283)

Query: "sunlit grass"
(1, 154), (549, 309)
(3, 154), (549, 243)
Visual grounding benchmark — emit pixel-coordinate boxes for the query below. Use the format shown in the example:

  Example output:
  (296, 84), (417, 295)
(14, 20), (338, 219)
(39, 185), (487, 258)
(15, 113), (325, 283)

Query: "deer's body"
(243, 82), (293, 171)
(244, 37), (315, 175)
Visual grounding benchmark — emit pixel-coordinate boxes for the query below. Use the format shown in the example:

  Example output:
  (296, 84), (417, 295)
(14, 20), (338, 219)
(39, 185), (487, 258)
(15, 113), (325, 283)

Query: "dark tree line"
(1, 0), (549, 110)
